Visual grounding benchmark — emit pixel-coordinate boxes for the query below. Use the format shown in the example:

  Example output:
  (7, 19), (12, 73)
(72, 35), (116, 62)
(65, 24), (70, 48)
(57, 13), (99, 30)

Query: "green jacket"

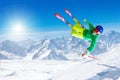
(83, 20), (98, 53)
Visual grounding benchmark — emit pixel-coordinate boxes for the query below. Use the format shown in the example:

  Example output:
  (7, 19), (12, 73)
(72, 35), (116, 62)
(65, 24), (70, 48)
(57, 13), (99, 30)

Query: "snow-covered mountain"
(0, 30), (120, 60)
(93, 30), (120, 55)
(26, 39), (68, 60)
(26, 30), (120, 60)
(18, 39), (35, 49)
(0, 40), (27, 59)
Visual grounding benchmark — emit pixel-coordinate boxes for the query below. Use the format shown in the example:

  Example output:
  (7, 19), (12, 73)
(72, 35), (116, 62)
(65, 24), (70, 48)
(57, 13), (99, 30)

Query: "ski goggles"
(93, 28), (100, 35)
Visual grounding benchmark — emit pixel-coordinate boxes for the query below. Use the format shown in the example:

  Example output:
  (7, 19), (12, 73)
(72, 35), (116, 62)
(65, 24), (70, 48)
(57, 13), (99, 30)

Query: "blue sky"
(0, 0), (120, 35)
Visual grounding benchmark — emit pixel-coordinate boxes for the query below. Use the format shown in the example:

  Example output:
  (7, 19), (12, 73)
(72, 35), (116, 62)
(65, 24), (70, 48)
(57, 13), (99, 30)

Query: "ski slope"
(0, 46), (120, 80)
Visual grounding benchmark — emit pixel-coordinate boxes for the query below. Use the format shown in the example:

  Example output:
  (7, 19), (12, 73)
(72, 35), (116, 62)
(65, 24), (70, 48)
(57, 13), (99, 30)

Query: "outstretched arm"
(87, 37), (98, 52)
(87, 39), (97, 53)
(83, 19), (94, 31)
(82, 37), (98, 57)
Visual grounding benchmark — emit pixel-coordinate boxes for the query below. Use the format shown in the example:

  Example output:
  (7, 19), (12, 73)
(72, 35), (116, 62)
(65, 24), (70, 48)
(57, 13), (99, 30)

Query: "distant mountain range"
(0, 30), (120, 60)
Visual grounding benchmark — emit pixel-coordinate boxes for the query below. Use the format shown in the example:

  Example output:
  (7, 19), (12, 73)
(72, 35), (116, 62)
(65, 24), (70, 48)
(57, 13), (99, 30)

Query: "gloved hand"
(81, 50), (89, 57)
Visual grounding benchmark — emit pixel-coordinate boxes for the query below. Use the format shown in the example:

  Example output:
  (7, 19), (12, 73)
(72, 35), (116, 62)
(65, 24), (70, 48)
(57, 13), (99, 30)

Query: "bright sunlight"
(12, 22), (25, 34)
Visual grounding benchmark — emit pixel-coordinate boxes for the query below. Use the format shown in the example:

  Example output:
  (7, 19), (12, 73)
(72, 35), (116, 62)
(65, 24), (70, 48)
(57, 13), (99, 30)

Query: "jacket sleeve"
(87, 37), (98, 53)
(83, 19), (94, 31)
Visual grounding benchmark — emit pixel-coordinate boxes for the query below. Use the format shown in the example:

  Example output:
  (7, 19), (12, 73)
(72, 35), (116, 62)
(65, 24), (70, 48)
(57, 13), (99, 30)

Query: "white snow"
(0, 46), (120, 80)
(0, 60), (71, 80)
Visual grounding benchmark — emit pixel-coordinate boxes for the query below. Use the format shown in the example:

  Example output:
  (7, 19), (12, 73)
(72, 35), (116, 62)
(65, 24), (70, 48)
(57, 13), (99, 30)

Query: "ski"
(54, 13), (65, 22)
(88, 55), (101, 61)
(64, 8), (74, 18)
(54, 13), (72, 28)
(81, 54), (101, 61)
(64, 8), (84, 28)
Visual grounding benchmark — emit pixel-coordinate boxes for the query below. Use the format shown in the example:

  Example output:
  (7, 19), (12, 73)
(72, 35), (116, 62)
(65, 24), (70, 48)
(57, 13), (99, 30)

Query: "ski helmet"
(96, 25), (103, 33)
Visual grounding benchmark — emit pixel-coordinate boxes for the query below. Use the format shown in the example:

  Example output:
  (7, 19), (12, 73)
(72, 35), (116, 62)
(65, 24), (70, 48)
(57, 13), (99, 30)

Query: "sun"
(7, 21), (28, 40)
(13, 23), (24, 33)
(11, 22), (26, 35)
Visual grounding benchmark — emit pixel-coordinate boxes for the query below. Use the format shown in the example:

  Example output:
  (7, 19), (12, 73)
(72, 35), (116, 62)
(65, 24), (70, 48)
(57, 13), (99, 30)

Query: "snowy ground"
(0, 46), (120, 80)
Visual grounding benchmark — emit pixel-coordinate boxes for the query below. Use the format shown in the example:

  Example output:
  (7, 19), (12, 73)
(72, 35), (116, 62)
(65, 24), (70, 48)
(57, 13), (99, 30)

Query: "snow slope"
(0, 46), (120, 80)
(54, 46), (120, 80)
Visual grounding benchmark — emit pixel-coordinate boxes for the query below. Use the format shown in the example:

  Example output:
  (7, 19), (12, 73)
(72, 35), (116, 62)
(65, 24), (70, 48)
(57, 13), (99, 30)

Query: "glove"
(81, 50), (89, 57)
